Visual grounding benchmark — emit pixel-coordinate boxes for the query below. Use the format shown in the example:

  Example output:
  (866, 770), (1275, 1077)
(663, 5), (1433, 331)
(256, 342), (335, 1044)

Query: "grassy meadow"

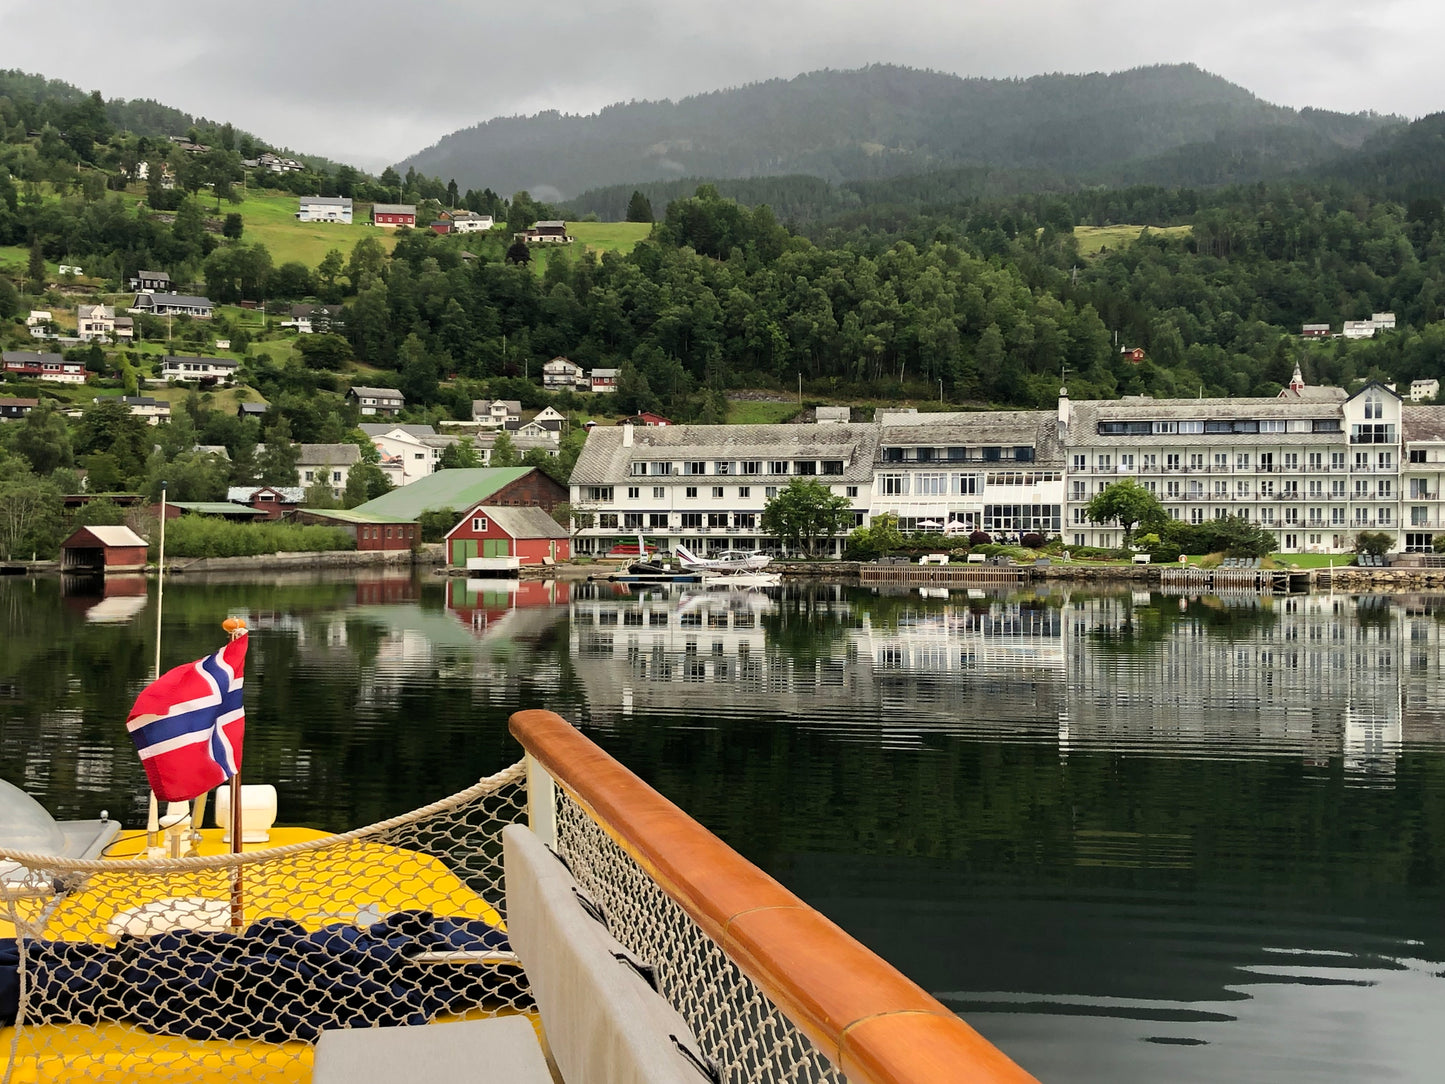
(1073, 224), (1192, 256)
(726, 400), (802, 425)
(225, 188), (400, 265)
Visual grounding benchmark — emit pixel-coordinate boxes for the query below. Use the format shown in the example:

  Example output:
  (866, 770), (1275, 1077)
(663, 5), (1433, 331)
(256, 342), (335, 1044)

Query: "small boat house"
(59, 525), (149, 574)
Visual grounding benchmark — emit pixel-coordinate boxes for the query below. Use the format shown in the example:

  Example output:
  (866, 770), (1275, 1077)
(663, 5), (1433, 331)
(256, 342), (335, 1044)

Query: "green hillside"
(225, 189), (400, 265)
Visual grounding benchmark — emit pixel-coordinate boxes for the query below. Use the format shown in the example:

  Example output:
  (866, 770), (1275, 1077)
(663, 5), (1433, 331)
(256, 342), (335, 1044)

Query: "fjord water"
(2, 573), (1442, 1081)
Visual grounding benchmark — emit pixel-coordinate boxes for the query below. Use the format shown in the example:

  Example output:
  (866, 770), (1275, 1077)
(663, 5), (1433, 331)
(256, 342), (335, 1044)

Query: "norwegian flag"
(126, 635), (247, 803)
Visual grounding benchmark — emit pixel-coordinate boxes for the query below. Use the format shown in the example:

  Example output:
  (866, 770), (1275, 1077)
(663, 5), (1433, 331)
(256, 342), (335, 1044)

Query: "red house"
(625, 411), (672, 427)
(1121, 347), (1146, 364)
(60, 526), (149, 573)
(445, 505), (570, 568)
(371, 203), (416, 228)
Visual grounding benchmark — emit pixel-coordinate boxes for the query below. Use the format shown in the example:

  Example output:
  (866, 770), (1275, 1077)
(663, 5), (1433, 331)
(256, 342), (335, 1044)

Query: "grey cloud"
(0, 0), (1439, 170)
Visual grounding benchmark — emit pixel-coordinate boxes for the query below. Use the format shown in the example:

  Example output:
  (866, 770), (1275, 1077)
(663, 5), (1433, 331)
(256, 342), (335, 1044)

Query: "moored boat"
(1, 711), (1037, 1084)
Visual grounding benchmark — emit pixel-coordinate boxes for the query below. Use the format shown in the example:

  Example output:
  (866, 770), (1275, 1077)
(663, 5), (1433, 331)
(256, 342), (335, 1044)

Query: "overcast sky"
(1, 1), (1438, 171)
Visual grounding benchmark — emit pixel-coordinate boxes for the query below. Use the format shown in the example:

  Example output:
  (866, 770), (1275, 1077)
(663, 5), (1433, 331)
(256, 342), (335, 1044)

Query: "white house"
(473, 399), (522, 428)
(162, 355), (239, 384)
(295, 196), (353, 224)
(297, 443), (362, 499)
(359, 423), (459, 486)
(1410, 379), (1440, 403)
(542, 356), (586, 390)
(448, 211), (494, 233)
(26, 311), (53, 339)
(282, 304), (344, 334)
(76, 304), (116, 342)
(118, 396), (171, 425)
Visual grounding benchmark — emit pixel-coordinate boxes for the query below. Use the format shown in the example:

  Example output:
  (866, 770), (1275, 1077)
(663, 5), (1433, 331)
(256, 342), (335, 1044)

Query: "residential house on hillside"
(162, 355), (239, 384)
(131, 293), (214, 318)
(0, 398), (39, 421)
(359, 423), (458, 487)
(347, 386), (405, 416)
(1121, 347), (1146, 364)
(504, 416), (562, 445)
(282, 304), (344, 334)
(625, 411), (673, 427)
(237, 402), (269, 420)
(26, 311), (52, 339)
(297, 443), (361, 499)
(473, 399), (522, 428)
(590, 369), (618, 393)
(447, 211), (494, 232)
(1302, 323), (1332, 338)
(256, 153), (303, 173)
(116, 396), (170, 425)
(516, 220), (572, 244)
(429, 220), (451, 235)
(542, 356), (586, 390)
(76, 305), (116, 342)
(371, 204), (416, 228)
(129, 270), (171, 292)
(2, 351), (86, 384)
(296, 196), (353, 224)
(1411, 379), (1440, 403)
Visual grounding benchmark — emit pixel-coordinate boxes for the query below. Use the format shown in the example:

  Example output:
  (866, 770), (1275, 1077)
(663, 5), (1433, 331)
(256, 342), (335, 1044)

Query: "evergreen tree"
(625, 190), (654, 223)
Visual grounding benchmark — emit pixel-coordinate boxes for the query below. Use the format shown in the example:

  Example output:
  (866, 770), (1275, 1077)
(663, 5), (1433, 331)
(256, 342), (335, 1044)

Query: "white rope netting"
(554, 791), (846, 1084)
(1, 762), (530, 1084)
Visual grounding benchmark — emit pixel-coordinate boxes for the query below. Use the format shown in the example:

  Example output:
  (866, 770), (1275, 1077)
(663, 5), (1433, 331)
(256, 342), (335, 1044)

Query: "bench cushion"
(503, 824), (710, 1084)
(312, 1013), (550, 1084)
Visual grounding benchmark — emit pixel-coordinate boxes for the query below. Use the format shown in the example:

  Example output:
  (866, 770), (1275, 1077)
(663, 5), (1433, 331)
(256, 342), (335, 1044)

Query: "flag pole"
(147, 481), (168, 856)
(223, 616), (247, 930)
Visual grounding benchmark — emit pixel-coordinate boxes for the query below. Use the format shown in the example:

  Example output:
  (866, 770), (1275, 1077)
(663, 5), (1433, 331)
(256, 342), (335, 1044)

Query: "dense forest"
(396, 63), (1396, 200)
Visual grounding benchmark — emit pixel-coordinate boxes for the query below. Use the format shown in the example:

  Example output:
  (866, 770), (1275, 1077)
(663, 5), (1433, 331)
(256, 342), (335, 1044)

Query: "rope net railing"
(0, 762), (530, 1084)
(554, 790), (847, 1084)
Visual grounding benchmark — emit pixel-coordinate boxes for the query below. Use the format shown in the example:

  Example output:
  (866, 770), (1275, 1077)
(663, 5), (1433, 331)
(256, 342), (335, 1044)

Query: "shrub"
(1355, 531), (1393, 556)
(153, 518), (354, 558)
(968, 530), (992, 546)
(1020, 532), (1044, 549)
(1432, 535), (1445, 554)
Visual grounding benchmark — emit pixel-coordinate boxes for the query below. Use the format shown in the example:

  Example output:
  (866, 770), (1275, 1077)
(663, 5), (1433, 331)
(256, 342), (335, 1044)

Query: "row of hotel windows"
(1074, 451), (1394, 471)
(1071, 506), (1397, 526)
(629, 460), (847, 477)
(880, 446), (1036, 463)
(878, 471), (1062, 496)
(597, 512), (764, 530)
(588, 485), (865, 503)
(1096, 418), (1343, 435)
(1071, 479), (1410, 499)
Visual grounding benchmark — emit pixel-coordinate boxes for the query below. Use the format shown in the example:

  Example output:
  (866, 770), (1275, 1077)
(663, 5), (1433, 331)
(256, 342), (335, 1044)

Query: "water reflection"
(1, 574), (1442, 1081)
(568, 584), (1430, 781)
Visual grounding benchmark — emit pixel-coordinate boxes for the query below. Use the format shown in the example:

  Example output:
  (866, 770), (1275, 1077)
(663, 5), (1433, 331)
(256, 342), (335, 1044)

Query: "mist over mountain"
(394, 63), (1396, 201)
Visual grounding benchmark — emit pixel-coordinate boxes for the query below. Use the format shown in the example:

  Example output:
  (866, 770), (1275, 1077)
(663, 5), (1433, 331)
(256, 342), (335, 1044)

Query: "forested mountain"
(1314, 112), (1445, 202)
(397, 63), (1395, 199)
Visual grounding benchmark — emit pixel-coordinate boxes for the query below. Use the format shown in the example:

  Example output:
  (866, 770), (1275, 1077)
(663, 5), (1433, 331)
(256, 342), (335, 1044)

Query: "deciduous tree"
(761, 479), (853, 557)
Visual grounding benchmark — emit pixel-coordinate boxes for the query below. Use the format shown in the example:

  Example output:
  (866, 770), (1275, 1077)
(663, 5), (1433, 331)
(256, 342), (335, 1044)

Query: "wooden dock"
(859, 564), (1034, 587)
(1158, 566), (1306, 594)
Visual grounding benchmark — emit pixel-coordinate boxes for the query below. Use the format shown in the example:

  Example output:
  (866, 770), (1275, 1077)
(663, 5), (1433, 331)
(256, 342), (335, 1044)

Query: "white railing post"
(526, 753), (557, 847)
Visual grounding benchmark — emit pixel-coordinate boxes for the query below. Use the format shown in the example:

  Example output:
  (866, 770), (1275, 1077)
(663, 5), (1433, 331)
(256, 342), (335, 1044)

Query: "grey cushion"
(503, 824), (712, 1084)
(312, 1013), (550, 1084)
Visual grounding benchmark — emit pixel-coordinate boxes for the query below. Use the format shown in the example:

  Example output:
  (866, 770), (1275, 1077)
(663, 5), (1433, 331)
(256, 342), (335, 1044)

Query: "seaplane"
(673, 544), (780, 586)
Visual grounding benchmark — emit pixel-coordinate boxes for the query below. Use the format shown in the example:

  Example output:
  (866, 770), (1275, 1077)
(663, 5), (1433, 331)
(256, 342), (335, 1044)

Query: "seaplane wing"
(673, 544), (772, 573)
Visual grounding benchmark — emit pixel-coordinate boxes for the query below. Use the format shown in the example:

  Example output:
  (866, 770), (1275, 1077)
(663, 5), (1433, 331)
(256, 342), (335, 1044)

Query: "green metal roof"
(350, 468), (536, 520)
(170, 502), (268, 516)
(298, 507), (413, 525)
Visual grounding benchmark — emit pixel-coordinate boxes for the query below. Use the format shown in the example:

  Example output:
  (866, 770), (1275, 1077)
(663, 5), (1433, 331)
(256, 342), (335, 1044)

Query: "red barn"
(60, 526), (149, 573)
(292, 509), (418, 550)
(445, 505), (570, 568)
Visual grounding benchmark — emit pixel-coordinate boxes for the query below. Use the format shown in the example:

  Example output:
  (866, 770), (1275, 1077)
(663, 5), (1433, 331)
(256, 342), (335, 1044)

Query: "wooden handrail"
(510, 709), (1038, 1084)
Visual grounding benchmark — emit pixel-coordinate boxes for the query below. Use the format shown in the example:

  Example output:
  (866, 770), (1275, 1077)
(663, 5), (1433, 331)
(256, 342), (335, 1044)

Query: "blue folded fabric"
(0, 910), (524, 1043)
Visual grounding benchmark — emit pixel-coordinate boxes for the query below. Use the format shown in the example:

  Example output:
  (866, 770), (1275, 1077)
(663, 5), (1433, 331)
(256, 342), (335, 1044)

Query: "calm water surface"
(1, 571), (1442, 1082)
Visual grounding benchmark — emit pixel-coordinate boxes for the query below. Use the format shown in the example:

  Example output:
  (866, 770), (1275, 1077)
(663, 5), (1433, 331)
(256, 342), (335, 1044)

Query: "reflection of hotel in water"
(569, 587), (1445, 780)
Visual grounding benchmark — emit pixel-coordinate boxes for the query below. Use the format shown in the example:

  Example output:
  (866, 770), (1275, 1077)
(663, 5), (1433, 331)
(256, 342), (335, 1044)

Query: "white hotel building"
(568, 372), (1445, 556)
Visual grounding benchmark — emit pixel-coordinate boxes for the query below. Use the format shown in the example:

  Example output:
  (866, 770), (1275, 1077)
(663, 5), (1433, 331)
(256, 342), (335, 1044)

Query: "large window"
(881, 474), (908, 496)
(680, 513), (702, 528)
